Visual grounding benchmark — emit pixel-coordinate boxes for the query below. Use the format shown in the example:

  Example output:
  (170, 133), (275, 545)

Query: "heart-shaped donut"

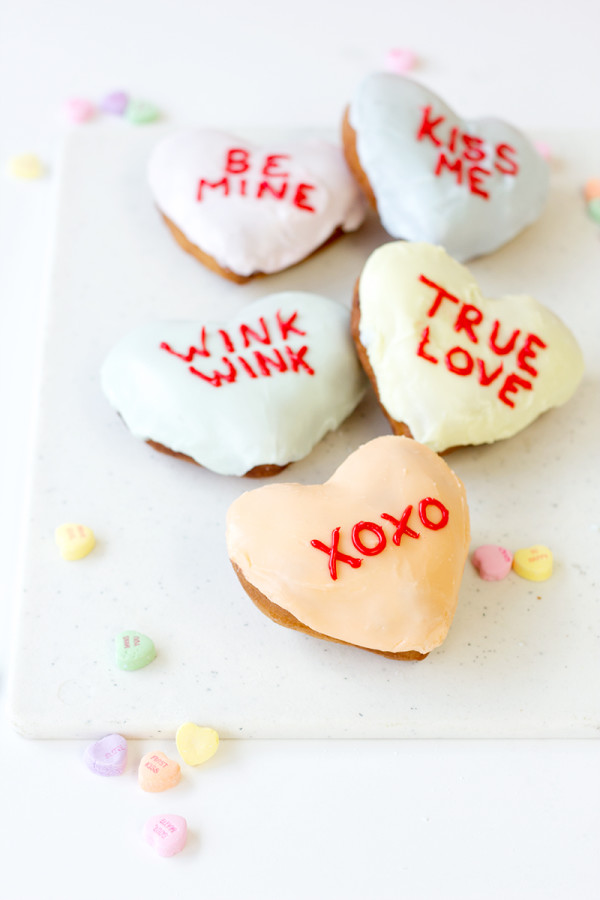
(226, 436), (470, 658)
(148, 129), (366, 282)
(353, 242), (583, 452)
(343, 73), (549, 261)
(101, 292), (365, 477)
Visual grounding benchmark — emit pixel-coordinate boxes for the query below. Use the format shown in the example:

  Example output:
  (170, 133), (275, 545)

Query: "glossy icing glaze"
(101, 292), (366, 476)
(226, 436), (470, 654)
(148, 129), (366, 276)
(348, 73), (549, 261)
(357, 242), (584, 451)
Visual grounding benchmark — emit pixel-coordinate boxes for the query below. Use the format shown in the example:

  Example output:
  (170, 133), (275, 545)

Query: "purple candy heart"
(84, 733), (128, 776)
(100, 91), (129, 116)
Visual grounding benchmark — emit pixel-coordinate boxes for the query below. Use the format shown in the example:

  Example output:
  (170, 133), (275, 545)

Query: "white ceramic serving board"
(7, 125), (600, 739)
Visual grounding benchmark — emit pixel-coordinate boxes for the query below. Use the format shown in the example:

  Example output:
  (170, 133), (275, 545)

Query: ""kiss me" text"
(416, 105), (519, 200)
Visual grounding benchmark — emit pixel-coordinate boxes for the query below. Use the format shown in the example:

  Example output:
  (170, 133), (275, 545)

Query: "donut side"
(341, 106), (379, 212)
(146, 438), (288, 478)
(230, 560), (428, 661)
(161, 210), (347, 284)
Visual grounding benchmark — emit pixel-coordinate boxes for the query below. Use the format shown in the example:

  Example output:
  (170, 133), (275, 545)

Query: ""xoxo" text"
(311, 497), (449, 581)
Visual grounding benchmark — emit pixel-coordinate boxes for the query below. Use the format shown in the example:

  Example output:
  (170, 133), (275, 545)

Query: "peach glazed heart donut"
(226, 435), (470, 659)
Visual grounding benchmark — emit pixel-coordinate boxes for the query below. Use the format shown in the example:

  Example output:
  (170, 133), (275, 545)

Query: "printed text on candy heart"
(160, 310), (315, 387)
(196, 148), (318, 212)
(311, 497), (449, 580)
(416, 106), (519, 200)
(415, 275), (547, 408)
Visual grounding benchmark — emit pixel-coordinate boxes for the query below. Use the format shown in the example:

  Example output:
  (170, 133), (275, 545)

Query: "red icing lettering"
(189, 357), (237, 387)
(381, 507), (420, 545)
(219, 329), (235, 353)
(351, 522), (387, 556)
(237, 356), (257, 378)
(434, 151), (463, 184)
(313, 499), (449, 580)
(276, 310), (306, 341)
(489, 320), (520, 356)
(240, 317), (271, 349)
(160, 327), (209, 361)
(257, 180), (288, 200)
(476, 358), (504, 386)
(495, 143), (519, 176)
(162, 311), (314, 387)
(445, 346), (474, 376)
(310, 527), (362, 581)
(462, 134), (485, 163)
(448, 127), (459, 153)
(123, 636), (130, 648)
(225, 148), (250, 174)
(498, 373), (533, 408)
(454, 303), (484, 343)
(467, 165), (491, 200)
(292, 183), (316, 213)
(419, 274), (461, 317)
(261, 154), (290, 177)
(418, 498), (449, 530)
(285, 345), (314, 375)
(239, 178), (247, 196)
(416, 326), (439, 364)
(197, 177), (229, 201)
(253, 349), (287, 377)
(416, 105), (445, 147)
(517, 333), (547, 377)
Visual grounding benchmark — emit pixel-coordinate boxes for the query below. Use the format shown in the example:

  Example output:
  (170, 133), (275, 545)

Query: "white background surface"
(1, 1), (599, 897)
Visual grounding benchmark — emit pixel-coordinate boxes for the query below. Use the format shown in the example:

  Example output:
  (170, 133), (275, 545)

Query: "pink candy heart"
(83, 733), (128, 776)
(471, 545), (513, 581)
(64, 97), (95, 123)
(143, 815), (187, 857)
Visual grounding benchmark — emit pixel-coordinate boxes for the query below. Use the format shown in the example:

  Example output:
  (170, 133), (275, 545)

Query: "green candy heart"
(125, 99), (159, 125)
(115, 630), (156, 671)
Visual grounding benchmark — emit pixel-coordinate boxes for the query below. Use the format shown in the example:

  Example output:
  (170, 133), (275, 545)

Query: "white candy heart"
(101, 292), (365, 476)
(148, 129), (366, 278)
(347, 73), (549, 261)
(356, 242), (583, 452)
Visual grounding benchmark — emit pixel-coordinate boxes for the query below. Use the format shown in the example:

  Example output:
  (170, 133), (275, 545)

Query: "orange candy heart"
(138, 751), (181, 793)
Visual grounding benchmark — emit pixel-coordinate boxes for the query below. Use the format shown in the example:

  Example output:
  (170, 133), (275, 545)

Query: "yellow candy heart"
(175, 723), (219, 766)
(55, 523), (96, 561)
(512, 545), (553, 582)
(8, 153), (44, 180)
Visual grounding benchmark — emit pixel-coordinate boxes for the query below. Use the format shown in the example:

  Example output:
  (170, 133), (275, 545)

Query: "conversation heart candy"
(384, 47), (417, 74)
(176, 723), (219, 766)
(100, 90), (129, 115)
(512, 545), (553, 582)
(126, 99), (159, 124)
(7, 153), (44, 180)
(115, 630), (156, 671)
(138, 751), (181, 792)
(83, 733), (128, 776)
(64, 97), (95, 123)
(55, 523), (96, 560)
(471, 545), (513, 581)
(143, 815), (187, 857)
